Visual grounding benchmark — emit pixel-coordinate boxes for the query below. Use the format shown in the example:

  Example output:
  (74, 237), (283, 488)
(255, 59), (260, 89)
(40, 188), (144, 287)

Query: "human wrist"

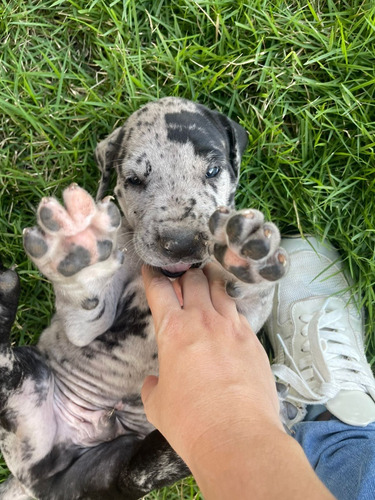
(184, 410), (284, 475)
(185, 422), (286, 499)
(186, 424), (334, 500)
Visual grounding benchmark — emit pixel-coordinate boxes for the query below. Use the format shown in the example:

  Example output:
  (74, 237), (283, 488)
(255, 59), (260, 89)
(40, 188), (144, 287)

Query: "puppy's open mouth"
(159, 262), (202, 278)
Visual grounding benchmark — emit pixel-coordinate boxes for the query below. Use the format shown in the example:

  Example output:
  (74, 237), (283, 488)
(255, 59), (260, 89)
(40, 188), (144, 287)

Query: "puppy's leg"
(0, 475), (31, 500)
(23, 184), (126, 346)
(28, 431), (189, 500)
(119, 430), (190, 499)
(0, 261), (22, 403)
(209, 207), (288, 332)
(0, 263), (58, 498)
(0, 261), (19, 343)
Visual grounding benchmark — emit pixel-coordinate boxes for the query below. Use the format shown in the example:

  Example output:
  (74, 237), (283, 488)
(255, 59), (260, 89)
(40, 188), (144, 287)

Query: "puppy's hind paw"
(0, 261), (20, 342)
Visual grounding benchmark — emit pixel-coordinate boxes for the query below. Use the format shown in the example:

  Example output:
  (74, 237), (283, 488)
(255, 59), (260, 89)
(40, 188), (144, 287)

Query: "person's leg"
(265, 236), (375, 499)
(293, 418), (375, 500)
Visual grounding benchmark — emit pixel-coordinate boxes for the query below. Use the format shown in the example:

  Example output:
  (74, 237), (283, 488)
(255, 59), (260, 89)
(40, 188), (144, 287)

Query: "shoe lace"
(272, 298), (375, 405)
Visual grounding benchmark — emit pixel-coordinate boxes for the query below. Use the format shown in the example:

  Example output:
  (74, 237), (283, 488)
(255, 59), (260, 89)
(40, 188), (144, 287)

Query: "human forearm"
(187, 424), (334, 500)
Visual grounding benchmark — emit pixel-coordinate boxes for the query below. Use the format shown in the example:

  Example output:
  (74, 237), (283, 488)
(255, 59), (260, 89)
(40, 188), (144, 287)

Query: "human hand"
(141, 264), (283, 467)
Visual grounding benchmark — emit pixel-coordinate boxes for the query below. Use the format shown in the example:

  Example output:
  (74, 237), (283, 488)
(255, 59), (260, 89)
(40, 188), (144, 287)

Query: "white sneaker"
(266, 236), (375, 427)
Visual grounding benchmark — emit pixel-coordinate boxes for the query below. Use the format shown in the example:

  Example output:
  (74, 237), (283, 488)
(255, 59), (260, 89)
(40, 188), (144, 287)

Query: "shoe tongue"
(327, 390), (375, 427)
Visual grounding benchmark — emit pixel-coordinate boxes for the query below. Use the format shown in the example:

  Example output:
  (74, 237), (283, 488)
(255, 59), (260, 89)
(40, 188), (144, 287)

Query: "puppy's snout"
(158, 229), (206, 259)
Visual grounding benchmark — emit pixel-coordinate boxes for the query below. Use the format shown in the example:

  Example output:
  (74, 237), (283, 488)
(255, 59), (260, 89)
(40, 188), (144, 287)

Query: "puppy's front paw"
(24, 184), (123, 282)
(209, 207), (288, 284)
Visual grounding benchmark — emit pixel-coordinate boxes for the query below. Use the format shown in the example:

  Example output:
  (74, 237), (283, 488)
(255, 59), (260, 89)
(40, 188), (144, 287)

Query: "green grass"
(1, 0), (375, 497)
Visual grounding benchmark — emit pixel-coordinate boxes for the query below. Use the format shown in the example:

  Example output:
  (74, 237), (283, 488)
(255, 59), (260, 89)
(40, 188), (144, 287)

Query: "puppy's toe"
(0, 263), (20, 297)
(226, 209), (265, 247)
(259, 248), (288, 282)
(63, 183), (96, 225)
(37, 197), (74, 235)
(23, 227), (48, 259)
(208, 207), (231, 239)
(93, 197), (121, 233)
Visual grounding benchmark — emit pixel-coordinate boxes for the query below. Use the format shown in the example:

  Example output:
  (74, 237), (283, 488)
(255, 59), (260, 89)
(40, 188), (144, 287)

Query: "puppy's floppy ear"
(95, 126), (126, 201)
(210, 111), (249, 180)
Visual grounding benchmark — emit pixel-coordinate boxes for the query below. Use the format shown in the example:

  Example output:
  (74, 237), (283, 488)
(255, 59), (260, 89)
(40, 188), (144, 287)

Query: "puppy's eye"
(206, 166), (221, 178)
(127, 175), (143, 186)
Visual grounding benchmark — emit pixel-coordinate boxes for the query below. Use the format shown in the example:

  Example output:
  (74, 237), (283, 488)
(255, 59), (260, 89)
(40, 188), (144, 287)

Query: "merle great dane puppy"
(0, 97), (288, 499)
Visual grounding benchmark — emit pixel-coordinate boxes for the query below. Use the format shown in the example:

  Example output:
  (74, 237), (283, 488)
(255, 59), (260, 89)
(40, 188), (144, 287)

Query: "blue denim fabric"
(293, 419), (375, 500)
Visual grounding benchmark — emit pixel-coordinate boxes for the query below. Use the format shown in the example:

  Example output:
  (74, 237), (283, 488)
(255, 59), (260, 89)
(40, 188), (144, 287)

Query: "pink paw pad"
(23, 185), (122, 278)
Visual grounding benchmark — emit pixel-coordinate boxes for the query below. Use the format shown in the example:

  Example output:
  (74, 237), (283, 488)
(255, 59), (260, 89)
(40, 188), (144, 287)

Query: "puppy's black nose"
(158, 229), (205, 259)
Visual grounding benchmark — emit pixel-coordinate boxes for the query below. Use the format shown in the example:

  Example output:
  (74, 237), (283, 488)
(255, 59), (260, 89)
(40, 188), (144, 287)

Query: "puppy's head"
(95, 97), (248, 277)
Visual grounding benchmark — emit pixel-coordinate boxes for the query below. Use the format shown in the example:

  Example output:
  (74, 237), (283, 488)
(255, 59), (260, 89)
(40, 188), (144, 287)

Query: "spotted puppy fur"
(0, 97), (288, 499)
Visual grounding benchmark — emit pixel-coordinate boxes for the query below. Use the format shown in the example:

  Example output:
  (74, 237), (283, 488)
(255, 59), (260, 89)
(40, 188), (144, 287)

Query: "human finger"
(203, 263), (239, 319)
(179, 268), (213, 310)
(142, 266), (181, 329)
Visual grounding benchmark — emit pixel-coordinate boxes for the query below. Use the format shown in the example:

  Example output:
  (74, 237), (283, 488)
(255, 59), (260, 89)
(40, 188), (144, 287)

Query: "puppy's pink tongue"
(161, 263), (192, 274)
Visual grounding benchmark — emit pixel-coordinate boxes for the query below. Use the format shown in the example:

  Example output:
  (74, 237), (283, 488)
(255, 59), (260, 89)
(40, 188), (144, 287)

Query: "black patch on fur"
(82, 348), (95, 360)
(30, 442), (82, 486)
(96, 127), (127, 200)
(93, 291), (151, 349)
(109, 302), (150, 340)
(107, 128), (126, 168)
(21, 438), (35, 462)
(206, 177), (218, 192)
(31, 435), (142, 500)
(0, 347), (51, 408)
(144, 160), (152, 177)
(0, 407), (18, 433)
(228, 191), (235, 206)
(126, 127), (134, 143)
(82, 297), (99, 310)
(199, 106), (248, 181)
(181, 205), (194, 219)
(33, 374), (50, 407)
(122, 394), (143, 406)
(119, 430), (190, 497)
(165, 111), (225, 158)
(138, 105), (149, 115)
(136, 153), (146, 164)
